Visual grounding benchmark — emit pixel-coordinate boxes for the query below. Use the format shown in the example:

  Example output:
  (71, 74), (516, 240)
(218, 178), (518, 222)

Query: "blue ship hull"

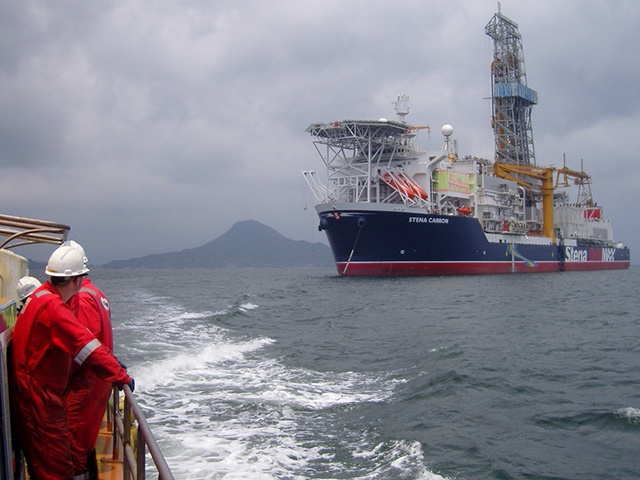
(317, 206), (631, 276)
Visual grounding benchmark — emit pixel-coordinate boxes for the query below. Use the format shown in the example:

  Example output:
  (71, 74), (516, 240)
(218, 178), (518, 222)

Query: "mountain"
(100, 220), (333, 269)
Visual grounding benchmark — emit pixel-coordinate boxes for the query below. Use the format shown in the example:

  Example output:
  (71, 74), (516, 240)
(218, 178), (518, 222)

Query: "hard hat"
(45, 245), (90, 277)
(17, 276), (42, 300)
(62, 239), (88, 263)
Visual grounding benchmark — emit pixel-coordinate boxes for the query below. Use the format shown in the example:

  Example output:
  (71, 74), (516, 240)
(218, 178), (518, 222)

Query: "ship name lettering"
(565, 246), (587, 262)
(409, 217), (449, 224)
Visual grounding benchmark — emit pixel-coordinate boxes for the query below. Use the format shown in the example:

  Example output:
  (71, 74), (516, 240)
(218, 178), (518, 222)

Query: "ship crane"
(493, 162), (556, 242)
(555, 158), (594, 207)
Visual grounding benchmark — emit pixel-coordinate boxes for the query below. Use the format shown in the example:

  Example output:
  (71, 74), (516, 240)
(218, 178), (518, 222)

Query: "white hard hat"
(17, 276), (42, 300)
(45, 245), (90, 277)
(62, 240), (88, 263)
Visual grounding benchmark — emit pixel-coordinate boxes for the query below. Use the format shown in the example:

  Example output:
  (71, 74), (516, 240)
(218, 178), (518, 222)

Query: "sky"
(2, 0), (639, 264)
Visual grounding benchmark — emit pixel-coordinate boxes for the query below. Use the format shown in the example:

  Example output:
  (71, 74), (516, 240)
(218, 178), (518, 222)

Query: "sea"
(92, 266), (640, 480)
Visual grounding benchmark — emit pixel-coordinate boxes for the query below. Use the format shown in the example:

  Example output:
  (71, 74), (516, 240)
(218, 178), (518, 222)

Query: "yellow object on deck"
(493, 162), (556, 242)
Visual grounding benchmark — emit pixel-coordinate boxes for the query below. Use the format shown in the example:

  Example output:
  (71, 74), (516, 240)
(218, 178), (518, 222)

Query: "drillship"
(303, 8), (630, 276)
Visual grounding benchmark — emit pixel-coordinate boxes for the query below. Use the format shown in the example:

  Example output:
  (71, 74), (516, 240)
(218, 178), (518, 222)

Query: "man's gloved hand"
(118, 377), (135, 393)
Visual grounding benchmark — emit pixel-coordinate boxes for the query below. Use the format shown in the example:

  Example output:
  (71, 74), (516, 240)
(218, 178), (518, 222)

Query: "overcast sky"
(2, 1), (639, 264)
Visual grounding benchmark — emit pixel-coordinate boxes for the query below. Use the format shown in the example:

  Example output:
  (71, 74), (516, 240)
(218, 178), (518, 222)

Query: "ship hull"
(317, 204), (630, 276)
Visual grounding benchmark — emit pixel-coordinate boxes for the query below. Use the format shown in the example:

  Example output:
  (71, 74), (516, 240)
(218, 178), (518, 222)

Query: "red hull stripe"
(336, 261), (630, 276)
(560, 261), (631, 272)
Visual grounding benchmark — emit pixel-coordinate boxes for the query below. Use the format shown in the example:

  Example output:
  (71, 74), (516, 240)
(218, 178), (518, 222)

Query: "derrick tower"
(485, 7), (538, 166)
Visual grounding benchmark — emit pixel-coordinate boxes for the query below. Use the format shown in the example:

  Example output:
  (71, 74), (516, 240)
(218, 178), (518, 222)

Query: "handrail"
(109, 385), (175, 480)
(0, 214), (69, 250)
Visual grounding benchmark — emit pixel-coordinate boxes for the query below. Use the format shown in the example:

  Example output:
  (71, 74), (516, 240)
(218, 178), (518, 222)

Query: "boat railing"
(0, 214), (69, 250)
(108, 385), (175, 480)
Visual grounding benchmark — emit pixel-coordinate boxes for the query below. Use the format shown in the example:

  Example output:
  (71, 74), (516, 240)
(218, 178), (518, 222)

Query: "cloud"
(2, 0), (639, 263)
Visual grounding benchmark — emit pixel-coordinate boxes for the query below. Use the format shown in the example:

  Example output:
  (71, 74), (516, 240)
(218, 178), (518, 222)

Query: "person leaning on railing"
(10, 245), (134, 480)
(64, 240), (124, 480)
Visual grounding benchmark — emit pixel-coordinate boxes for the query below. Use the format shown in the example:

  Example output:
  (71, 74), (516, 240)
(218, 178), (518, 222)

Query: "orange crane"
(492, 162), (556, 242)
(555, 159), (593, 207)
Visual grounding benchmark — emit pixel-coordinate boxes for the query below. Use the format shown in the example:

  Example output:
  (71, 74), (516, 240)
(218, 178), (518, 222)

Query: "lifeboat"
(382, 173), (414, 198)
(398, 174), (428, 200)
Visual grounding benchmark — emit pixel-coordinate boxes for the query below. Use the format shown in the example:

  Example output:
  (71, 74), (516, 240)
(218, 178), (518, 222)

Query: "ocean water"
(93, 266), (640, 480)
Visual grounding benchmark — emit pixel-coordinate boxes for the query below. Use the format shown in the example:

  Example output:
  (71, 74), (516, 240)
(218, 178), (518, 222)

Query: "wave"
(116, 286), (447, 479)
(130, 335), (275, 390)
(130, 329), (435, 479)
(615, 407), (640, 424)
(536, 407), (640, 431)
(212, 302), (258, 317)
(350, 440), (449, 480)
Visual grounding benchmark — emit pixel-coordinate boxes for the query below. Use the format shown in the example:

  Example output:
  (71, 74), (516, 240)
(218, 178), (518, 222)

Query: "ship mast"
(485, 4), (538, 166)
(394, 94), (410, 123)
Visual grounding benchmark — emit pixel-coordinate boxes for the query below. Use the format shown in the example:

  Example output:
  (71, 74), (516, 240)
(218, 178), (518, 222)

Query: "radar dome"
(441, 124), (453, 137)
(378, 118), (388, 122)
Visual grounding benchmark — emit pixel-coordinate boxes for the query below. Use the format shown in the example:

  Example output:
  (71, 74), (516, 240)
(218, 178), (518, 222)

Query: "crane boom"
(493, 162), (556, 242)
(555, 164), (594, 207)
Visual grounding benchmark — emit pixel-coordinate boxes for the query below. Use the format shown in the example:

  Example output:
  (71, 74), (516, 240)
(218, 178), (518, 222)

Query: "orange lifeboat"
(398, 174), (428, 200)
(382, 173), (414, 198)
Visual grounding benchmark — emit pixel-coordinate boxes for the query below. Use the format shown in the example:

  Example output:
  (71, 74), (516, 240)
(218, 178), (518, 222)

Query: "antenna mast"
(394, 94), (410, 123)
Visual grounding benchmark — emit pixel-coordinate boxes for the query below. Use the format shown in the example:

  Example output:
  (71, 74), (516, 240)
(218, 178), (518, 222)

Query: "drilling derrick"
(485, 8), (538, 166)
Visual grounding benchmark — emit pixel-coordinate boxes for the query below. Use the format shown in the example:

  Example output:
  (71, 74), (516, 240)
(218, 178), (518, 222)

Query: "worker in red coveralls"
(64, 241), (116, 479)
(10, 245), (133, 480)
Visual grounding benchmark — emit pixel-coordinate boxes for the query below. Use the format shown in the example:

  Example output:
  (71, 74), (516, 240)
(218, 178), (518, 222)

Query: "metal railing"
(0, 214), (69, 250)
(108, 385), (175, 480)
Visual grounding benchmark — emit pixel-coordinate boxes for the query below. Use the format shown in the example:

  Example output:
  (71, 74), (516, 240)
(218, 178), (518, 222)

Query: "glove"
(118, 360), (128, 370)
(118, 377), (135, 393)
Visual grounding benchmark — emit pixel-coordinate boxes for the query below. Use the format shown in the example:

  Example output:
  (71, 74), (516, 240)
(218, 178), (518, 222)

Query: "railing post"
(137, 427), (146, 480)
(111, 388), (119, 461)
(109, 385), (175, 480)
(123, 397), (132, 479)
(123, 386), (174, 480)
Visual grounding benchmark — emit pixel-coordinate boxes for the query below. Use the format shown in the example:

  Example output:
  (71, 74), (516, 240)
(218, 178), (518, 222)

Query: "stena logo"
(602, 248), (616, 262)
(565, 246), (587, 262)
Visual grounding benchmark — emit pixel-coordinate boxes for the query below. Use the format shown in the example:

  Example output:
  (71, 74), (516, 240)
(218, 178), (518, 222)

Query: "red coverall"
(66, 278), (114, 476)
(10, 282), (131, 480)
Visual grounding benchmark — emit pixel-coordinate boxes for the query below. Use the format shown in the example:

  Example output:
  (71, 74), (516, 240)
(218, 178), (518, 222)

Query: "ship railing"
(108, 385), (175, 480)
(343, 176), (368, 203)
(0, 214), (70, 250)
